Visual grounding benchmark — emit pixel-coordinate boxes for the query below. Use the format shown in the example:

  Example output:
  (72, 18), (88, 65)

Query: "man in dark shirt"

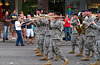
(3, 11), (11, 42)
(26, 14), (34, 44)
(10, 10), (17, 40)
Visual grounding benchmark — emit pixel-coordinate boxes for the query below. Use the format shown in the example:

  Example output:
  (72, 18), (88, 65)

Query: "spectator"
(3, 11), (11, 42)
(10, 10), (17, 40)
(26, 14), (34, 44)
(19, 11), (26, 40)
(15, 17), (25, 46)
(64, 14), (71, 41)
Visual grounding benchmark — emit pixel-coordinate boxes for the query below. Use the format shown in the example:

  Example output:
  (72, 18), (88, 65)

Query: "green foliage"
(22, 0), (38, 16)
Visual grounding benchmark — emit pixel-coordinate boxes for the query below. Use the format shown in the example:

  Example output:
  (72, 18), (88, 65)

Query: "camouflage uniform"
(70, 19), (80, 50)
(48, 19), (65, 60)
(43, 18), (51, 55)
(78, 16), (88, 52)
(91, 19), (100, 60)
(84, 15), (96, 56)
(38, 19), (47, 52)
(34, 19), (46, 52)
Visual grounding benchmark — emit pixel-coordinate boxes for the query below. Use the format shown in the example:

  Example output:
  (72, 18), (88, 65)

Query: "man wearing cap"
(89, 11), (100, 65)
(33, 8), (43, 53)
(36, 9), (41, 16)
(81, 9), (96, 61)
(43, 12), (69, 65)
(40, 11), (60, 61)
(69, 14), (80, 54)
(75, 10), (88, 57)
(48, 10), (55, 16)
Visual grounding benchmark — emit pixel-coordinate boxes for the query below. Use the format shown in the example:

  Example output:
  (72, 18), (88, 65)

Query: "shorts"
(10, 24), (16, 33)
(26, 29), (34, 37)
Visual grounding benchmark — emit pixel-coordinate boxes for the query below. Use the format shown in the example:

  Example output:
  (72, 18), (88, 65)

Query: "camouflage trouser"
(43, 35), (51, 55)
(71, 34), (79, 50)
(48, 39), (65, 61)
(35, 34), (40, 49)
(84, 36), (95, 56)
(78, 34), (86, 52)
(94, 40), (100, 60)
(38, 35), (44, 52)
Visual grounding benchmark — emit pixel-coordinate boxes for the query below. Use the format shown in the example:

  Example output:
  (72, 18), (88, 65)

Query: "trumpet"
(21, 18), (37, 26)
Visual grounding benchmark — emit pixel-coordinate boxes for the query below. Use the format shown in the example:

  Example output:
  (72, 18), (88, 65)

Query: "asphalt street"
(0, 40), (98, 65)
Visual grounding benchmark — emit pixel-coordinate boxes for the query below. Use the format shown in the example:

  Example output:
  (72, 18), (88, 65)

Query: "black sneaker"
(21, 44), (25, 46)
(15, 45), (19, 46)
(6, 38), (9, 40)
(3, 38), (5, 42)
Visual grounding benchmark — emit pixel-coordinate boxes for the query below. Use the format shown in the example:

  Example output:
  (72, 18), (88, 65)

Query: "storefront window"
(87, 3), (100, 14)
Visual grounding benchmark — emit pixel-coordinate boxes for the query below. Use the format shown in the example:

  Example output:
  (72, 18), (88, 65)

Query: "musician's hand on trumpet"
(91, 21), (95, 24)
(82, 21), (85, 24)
(77, 23), (80, 26)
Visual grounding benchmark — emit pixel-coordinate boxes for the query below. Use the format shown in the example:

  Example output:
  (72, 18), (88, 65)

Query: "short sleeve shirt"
(10, 14), (17, 24)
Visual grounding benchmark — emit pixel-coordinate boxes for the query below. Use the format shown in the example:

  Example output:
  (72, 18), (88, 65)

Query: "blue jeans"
(64, 27), (71, 41)
(3, 26), (10, 39)
(16, 30), (24, 45)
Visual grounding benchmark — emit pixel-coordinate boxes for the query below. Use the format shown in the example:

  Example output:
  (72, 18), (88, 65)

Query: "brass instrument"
(75, 19), (81, 36)
(80, 17), (85, 34)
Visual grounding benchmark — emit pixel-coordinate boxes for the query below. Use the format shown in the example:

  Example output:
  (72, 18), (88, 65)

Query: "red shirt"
(64, 18), (71, 27)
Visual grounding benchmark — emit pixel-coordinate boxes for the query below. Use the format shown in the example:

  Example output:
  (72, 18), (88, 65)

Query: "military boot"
(62, 58), (69, 65)
(55, 54), (59, 61)
(90, 52), (94, 57)
(81, 56), (90, 61)
(43, 60), (52, 65)
(36, 52), (43, 56)
(69, 50), (75, 54)
(90, 60), (99, 65)
(40, 55), (48, 61)
(75, 51), (83, 57)
(33, 48), (39, 51)
(34, 49), (40, 53)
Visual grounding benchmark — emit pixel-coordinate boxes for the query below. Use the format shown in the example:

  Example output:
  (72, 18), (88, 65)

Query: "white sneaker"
(13, 37), (16, 40)
(12, 37), (16, 40)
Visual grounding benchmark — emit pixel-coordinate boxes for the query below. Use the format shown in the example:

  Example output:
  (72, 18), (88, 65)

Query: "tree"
(38, 0), (48, 12)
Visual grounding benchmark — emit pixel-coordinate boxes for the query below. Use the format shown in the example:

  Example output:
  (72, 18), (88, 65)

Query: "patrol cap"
(87, 9), (92, 12)
(55, 12), (61, 16)
(73, 13), (78, 16)
(97, 11), (100, 14)
(36, 9), (41, 11)
(82, 10), (85, 12)
(42, 12), (48, 14)
(49, 10), (55, 13)
(82, 9), (88, 12)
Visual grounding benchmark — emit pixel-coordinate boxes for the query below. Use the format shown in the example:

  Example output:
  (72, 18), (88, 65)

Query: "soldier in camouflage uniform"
(76, 10), (88, 57)
(90, 11), (100, 65)
(43, 12), (69, 65)
(35, 17), (48, 56)
(69, 14), (80, 54)
(39, 18), (51, 60)
(81, 9), (96, 61)
(33, 9), (41, 53)
(40, 11), (60, 61)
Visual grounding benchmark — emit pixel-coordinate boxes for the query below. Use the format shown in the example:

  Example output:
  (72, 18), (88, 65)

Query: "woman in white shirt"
(15, 17), (25, 46)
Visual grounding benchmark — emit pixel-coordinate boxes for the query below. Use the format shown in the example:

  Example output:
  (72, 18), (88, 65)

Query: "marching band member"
(75, 10), (88, 57)
(90, 11), (100, 65)
(81, 9), (96, 61)
(43, 12), (69, 65)
(69, 14), (80, 54)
